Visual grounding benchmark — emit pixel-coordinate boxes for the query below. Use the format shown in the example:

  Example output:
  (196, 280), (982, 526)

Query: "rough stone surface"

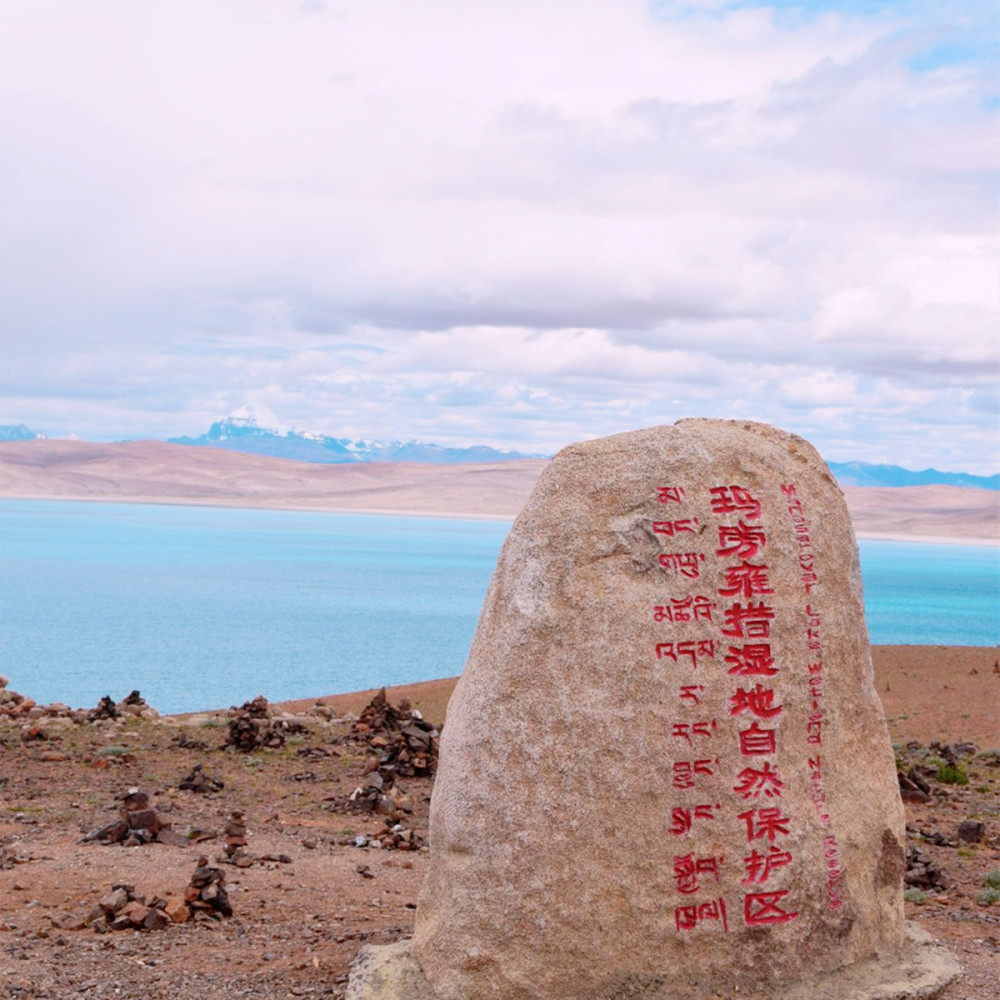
(350, 420), (955, 1000)
(347, 924), (960, 1000)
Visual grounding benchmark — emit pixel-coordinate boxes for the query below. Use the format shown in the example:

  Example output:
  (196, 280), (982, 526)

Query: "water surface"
(0, 500), (996, 713)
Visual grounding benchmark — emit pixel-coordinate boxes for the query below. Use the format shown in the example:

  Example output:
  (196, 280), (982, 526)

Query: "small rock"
(958, 820), (986, 844)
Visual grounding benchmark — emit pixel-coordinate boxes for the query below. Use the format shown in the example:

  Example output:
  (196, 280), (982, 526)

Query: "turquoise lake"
(0, 500), (997, 714)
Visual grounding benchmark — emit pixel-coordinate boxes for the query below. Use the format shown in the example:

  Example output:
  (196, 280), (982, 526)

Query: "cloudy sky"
(2, 0), (997, 470)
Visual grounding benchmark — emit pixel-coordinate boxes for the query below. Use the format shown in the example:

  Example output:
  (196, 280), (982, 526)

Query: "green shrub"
(984, 870), (1000, 890)
(977, 888), (1000, 906)
(935, 764), (969, 785)
(903, 888), (929, 904)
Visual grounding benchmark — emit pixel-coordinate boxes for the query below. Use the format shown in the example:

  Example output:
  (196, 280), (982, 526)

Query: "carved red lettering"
(738, 722), (777, 756)
(655, 595), (714, 623)
(672, 720), (717, 744)
(738, 807), (791, 843)
(721, 602), (775, 638)
(718, 561), (774, 599)
(716, 521), (767, 559)
(725, 643), (777, 676)
(659, 552), (704, 578)
(744, 890), (798, 926)
(729, 684), (783, 718)
(653, 519), (699, 536)
(673, 759), (716, 789)
(669, 803), (720, 836)
(673, 854), (723, 895)
(656, 640), (715, 668)
(709, 485), (761, 520)
(733, 763), (785, 799)
(675, 897), (729, 933)
(657, 486), (687, 505)
(679, 684), (705, 705)
(741, 846), (793, 885)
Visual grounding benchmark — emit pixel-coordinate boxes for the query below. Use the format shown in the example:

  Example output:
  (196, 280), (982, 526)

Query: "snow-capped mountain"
(827, 461), (999, 490)
(166, 408), (544, 464)
(3, 417), (997, 486)
(0, 423), (44, 442)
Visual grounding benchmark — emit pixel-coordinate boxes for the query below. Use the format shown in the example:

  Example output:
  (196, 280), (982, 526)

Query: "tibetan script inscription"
(405, 420), (909, 1000)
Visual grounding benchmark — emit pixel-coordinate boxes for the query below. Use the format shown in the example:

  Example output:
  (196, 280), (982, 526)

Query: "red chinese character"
(709, 485), (761, 519)
(733, 763), (785, 799)
(719, 561), (774, 599)
(657, 486), (686, 505)
(721, 602), (775, 638)
(725, 643), (777, 676)
(729, 684), (783, 718)
(673, 759), (715, 789)
(679, 684), (705, 705)
(659, 552), (704, 578)
(673, 854), (722, 895)
(742, 846), (793, 885)
(653, 519), (699, 536)
(738, 807), (792, 843)
(744, 890), (798, 926)
(716, 521), (767, 559)
(739, 723), (777, 756)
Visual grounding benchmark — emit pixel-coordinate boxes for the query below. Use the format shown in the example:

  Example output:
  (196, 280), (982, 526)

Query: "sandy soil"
(1, 440), (997, 542)
(0, 646), (996, 999)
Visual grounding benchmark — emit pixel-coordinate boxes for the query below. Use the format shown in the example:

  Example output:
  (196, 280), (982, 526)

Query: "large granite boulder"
(348, 420), (958, 1000)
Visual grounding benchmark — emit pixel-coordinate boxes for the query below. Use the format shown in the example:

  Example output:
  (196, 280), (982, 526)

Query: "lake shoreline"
(3, 492), (998, 546)
(2, 440), (997, 543)
(261, 644), (1000, 749)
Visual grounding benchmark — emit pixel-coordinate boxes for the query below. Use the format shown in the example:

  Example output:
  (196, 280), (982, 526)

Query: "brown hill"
(0, 439), (996, 541)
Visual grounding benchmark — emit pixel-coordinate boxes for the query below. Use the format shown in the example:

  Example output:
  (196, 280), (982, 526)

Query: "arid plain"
(0, 440), (997, 998)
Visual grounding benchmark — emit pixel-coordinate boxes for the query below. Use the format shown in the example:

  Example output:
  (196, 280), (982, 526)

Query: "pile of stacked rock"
(350, 689), (439, 780)
(83, 787), (187, 847)
(360, 819), (426, 852)
(225, 695), (309, 751)
(178, 763), (224, 794)
(0, 677), (160, 726)
(90, 884), (177, 932)
(87, 859), (234, 931)
(184, 857), (233, 918)
(334, 689), (438, 823)
(905, 847), (952, 892)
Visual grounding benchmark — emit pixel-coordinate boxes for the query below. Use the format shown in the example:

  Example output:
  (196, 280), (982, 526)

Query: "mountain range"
(2, 410), (997, 490)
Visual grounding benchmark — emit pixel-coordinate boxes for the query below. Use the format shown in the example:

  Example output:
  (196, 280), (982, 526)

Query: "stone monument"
(347, 420), (958, 1000)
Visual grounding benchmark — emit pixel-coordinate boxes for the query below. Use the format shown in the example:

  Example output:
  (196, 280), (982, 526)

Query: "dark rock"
(957, 820), (986, 844)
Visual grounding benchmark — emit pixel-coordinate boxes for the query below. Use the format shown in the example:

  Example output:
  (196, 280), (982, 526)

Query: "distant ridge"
(827, 460), (999, 491)
(2, 418), (996, 488)
(0, 424), (44, 443)
(165, 405), (544, 465)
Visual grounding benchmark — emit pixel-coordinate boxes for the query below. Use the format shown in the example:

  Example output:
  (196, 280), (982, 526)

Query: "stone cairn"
(178, 763), (225, 794)
(225, 695), (308, 751)
(83, 788), (181, 847)
(347, 420), (959, 1000)
(333, 689), (438, 832)
(0, 676), (159, 729)
(85, 858), (232, 933)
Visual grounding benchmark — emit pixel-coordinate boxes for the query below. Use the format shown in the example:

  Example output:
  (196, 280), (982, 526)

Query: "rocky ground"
(0, 648), (997, 1000)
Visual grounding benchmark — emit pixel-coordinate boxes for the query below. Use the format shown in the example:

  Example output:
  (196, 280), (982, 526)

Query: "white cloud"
(0, 0), (996, 470)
